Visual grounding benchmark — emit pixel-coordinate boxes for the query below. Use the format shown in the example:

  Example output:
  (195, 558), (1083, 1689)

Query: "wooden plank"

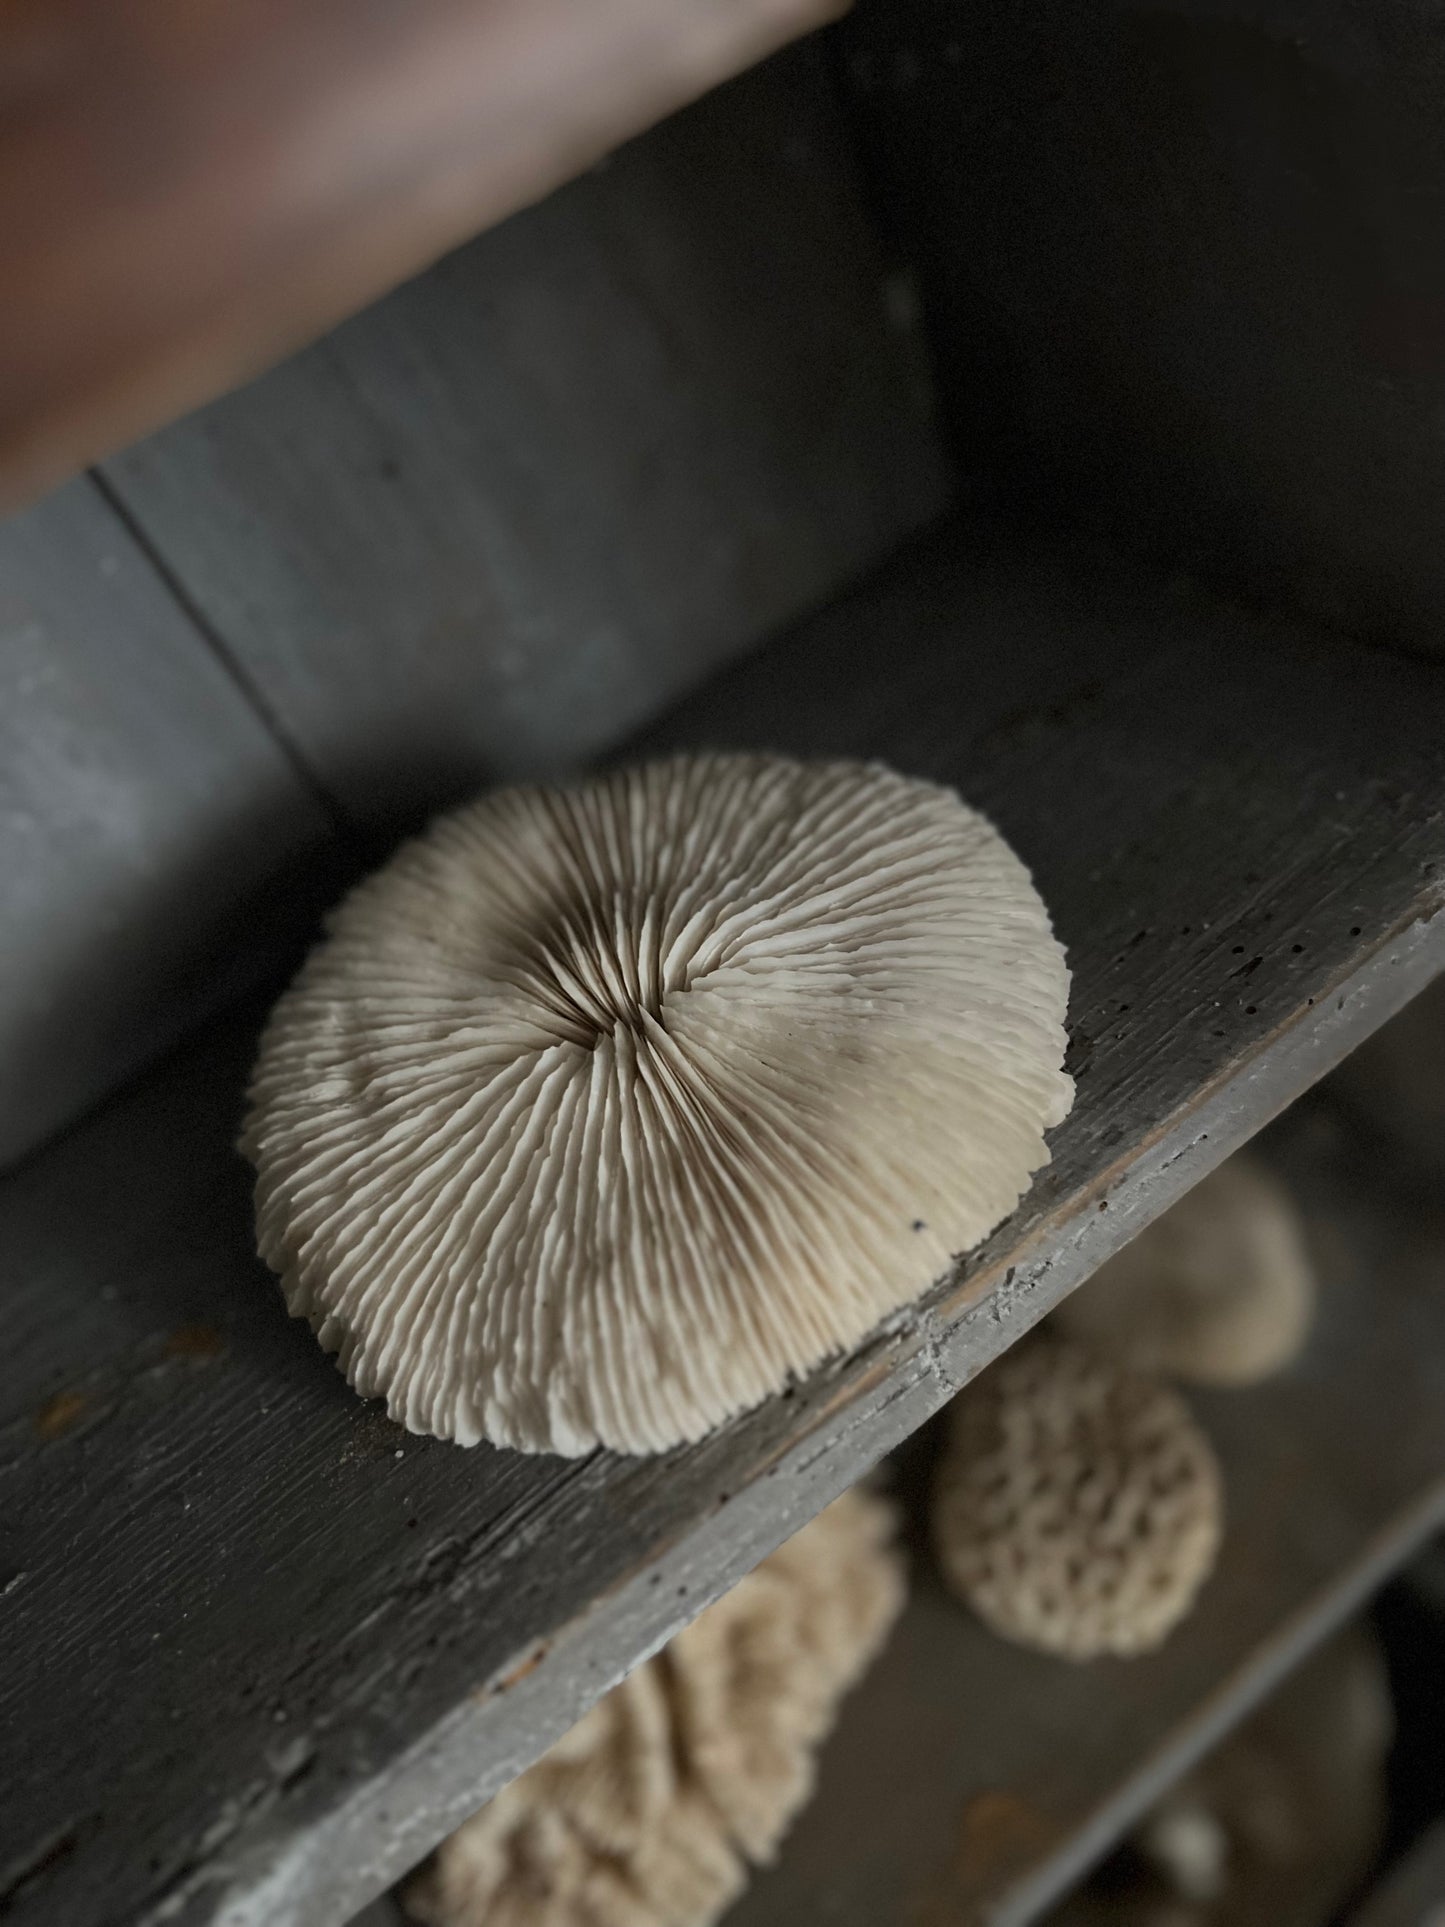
(101, 47), (949, 831)
(723, 1097), (1445, 1927)
(4, 520), (1445, 1927)
(841, 0), (1445, 652)
(0, 0), (844, 509)
(0, 476), (336, 1166)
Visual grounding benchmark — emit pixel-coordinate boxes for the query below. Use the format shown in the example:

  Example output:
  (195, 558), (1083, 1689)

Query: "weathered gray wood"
(843, 0), (1445, 652)
(0, 477), (336, 1167)
(101, 46), (949, 830)
(725, 1097), (1445, 1927)
(4, 521), (1445, 1927)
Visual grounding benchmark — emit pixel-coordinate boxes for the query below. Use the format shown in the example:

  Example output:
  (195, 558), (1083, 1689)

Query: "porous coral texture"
(402, 1488), (905, 1927)
(1056, 1157), (1314, 1386)
(932, 1336), (1222, 1660)
(242, 752), (1072, 1453)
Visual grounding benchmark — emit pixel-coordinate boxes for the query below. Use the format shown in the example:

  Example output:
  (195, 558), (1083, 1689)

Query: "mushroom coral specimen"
(932, 1336), (1222, 1660)
(402, 1488), (905, 1927)
(242, 753), (1072, 1454)
(1056, 1157), (1314, 1387)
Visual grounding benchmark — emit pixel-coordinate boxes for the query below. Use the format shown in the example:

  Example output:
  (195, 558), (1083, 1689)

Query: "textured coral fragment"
(403, 1489), (905, 1927)
(933, 1336), (1222, 1660)
(243, 753), (1072, 1454)
(1057, 1158), (1314, 1387)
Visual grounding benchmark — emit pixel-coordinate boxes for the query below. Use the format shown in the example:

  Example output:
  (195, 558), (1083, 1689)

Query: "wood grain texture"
(102, 48), (948, 830)
(3, 520), (1444, 1927)
(843, 0), (1445, 653)
(0, 477), (335, 1167)
(0, 0), (846, 508)
(725, 1097), (1445, 1927)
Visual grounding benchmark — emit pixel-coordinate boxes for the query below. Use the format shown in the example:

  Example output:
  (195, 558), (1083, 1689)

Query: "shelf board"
(5, 519), (1445, 1927)
(723, 1099), (1445, 1927)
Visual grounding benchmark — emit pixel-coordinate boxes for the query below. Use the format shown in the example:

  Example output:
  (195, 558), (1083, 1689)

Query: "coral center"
(522, 897), (669, 1049)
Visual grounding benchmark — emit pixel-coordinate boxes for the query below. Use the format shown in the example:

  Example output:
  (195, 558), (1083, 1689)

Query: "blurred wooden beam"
(0, 0), (847, 510)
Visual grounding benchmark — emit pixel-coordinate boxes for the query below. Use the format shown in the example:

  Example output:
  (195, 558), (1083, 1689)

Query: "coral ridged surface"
(243, 753), (1072, 1453)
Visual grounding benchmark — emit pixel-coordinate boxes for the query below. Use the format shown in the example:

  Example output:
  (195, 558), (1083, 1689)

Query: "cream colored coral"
(932, 1336), (1222, 1660)
(242, 752), (1072, 1454)
(1056, 1157), (1314, 1386)
(402, 1489), (905, 1927)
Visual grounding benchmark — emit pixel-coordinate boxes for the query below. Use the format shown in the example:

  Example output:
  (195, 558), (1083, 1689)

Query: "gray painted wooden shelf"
(723, 1097), (1445, 1927)
(4, 520), (1445, 1927)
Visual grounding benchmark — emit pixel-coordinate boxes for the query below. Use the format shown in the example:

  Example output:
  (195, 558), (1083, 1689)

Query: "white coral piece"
(402, 1489), (905, 1927)
(1057, 1157), (1315, 1386)
(242, 753), (1072, 1454)
(932, 1335), (1223, 1660)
